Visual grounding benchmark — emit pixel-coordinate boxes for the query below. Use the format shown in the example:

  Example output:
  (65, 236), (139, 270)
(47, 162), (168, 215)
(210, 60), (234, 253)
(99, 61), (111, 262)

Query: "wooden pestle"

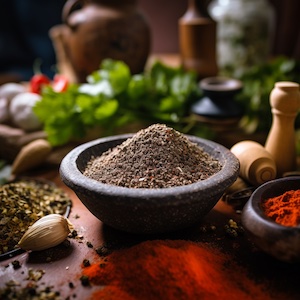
(231, 140), (276, 186)
(265, 82), (300, 177)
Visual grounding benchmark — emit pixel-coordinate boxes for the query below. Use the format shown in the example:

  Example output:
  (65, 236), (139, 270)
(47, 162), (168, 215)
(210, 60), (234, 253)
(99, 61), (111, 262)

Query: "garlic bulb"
(9, 92), (42, 131)
(18, 214), (73, 251)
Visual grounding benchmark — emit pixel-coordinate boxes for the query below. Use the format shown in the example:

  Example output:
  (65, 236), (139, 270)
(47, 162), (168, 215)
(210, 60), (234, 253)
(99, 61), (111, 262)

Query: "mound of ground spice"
(261, 189), (300, 227)
(82, 240), (272, 300)
(84, 124), (221, 188)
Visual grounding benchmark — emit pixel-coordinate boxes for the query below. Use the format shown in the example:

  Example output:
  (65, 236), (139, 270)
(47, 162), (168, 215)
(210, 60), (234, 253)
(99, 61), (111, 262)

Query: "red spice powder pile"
(82, 240), (271, 300)
(262, 189), (300, 227)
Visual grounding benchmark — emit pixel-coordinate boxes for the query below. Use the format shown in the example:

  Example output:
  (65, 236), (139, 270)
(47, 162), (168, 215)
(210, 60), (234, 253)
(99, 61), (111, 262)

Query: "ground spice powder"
(262, 189), (300, 227)
(82, 240), (272, 300)
(84, 124), (221, 188)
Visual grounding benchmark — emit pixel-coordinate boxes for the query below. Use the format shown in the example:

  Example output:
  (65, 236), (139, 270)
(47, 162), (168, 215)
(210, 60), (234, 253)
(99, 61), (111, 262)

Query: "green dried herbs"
(0, 179), (72, 255)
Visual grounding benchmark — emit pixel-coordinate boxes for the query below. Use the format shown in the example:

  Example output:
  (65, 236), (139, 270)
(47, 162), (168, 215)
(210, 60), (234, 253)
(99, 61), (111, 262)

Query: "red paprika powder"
(82, 240), (272, 300)
(262, 189), (300, 227)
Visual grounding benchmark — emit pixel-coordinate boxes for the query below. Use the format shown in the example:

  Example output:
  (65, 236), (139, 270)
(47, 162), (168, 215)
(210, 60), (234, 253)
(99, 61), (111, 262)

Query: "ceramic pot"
(62, 0), (151, 82)
(191, 77), (243, 119)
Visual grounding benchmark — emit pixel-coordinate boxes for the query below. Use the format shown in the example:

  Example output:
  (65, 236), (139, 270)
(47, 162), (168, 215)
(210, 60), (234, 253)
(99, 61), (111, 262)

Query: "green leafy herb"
(236, 56), (300, 133)
(34, 59), (202, 146)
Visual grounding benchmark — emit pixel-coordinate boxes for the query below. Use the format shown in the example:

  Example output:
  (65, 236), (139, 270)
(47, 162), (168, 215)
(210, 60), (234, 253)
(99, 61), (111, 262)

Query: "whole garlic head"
(9, 92), (42, 131)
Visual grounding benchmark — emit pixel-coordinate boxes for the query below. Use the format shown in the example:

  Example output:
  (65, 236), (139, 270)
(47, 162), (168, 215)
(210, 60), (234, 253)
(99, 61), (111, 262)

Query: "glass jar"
(208, 0), (275, 77)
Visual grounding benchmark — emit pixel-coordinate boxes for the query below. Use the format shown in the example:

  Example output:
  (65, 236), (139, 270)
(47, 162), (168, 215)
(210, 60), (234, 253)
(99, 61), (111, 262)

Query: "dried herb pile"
(84, 124), (221, 188)
(0, 179), (72, 255)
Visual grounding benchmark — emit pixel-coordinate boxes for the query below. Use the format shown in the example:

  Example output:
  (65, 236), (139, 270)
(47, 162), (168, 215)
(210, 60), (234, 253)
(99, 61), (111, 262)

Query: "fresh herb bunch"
(236, 56), (300, 134)
(34, 59), (201, 146)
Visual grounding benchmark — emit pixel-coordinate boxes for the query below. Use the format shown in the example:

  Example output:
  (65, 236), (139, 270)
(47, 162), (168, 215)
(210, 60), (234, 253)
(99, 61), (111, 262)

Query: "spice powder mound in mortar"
(84, 124), (222, 188)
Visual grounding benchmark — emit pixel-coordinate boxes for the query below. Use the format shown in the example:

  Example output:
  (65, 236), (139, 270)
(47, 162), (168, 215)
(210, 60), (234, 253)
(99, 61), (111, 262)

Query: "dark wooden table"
(1, 167), (300, 299)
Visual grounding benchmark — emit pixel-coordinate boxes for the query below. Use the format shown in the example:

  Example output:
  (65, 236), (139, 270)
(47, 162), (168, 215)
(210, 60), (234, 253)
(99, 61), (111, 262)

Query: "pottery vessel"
(191, 77), (243, 119)
(61, 0), (151, 82)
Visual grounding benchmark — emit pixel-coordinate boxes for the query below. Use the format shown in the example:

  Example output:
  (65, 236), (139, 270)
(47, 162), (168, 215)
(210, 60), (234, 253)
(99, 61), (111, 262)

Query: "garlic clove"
(18, 214), (73, 251)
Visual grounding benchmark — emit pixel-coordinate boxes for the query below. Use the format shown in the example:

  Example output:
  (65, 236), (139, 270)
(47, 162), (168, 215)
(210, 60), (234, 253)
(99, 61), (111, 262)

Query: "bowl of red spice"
(241, 176), (300, 263)
(60, 124), (239, 234)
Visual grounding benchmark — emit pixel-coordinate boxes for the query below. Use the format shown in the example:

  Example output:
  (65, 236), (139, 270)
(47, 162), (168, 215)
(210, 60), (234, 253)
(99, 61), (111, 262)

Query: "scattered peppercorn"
(96, 245), (112, 257)
(86, 241), (93, 248)
(69, 229), (78, 239)
(83, 259), (91, 267)
(80, 275), (90, 286)
(224, 219), (244, 238)
(0, 281), (61, 299)
(11, 260), (21, 270)
(225, 226), (239, 238)
(99, 263), (106, 269)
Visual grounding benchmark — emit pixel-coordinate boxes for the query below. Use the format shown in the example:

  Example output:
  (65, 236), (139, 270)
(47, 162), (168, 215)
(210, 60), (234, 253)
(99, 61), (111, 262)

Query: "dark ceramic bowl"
(191, 77), (243, 119)
(241, 177), (300, 263)
(60, 134), (239, 234)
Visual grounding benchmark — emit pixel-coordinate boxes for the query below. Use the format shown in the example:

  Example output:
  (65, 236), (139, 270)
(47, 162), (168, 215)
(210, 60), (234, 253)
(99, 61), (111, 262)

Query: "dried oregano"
(0, 179), (72, 255)
(84, 124), (222, 188)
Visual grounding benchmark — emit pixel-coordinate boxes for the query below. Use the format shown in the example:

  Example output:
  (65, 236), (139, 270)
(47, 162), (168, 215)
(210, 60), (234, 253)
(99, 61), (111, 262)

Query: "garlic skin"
(18, 214), (73, 251)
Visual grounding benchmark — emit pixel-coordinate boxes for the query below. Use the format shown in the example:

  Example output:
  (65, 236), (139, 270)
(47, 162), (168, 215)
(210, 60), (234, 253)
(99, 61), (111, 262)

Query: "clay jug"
(62, 0), (151, 82)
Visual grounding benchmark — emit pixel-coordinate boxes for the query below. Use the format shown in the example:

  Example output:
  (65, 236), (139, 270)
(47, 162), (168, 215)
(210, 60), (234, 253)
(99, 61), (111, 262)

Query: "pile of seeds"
(84, 124), (222, 188)
(0, 179), (72, 255)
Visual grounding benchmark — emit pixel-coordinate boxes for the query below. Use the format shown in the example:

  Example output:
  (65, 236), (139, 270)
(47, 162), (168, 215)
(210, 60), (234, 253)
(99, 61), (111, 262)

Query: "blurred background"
(1, 0), (300, 164)
(139, 0), (300, 58)
(0, 0), (299, 84)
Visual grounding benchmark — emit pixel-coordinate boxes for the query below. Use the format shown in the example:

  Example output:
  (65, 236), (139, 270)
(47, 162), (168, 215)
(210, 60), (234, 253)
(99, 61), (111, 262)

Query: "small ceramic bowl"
(241, 176), (300, 263)
(191, 77), (243, 119)
(60, 134), (239, 234)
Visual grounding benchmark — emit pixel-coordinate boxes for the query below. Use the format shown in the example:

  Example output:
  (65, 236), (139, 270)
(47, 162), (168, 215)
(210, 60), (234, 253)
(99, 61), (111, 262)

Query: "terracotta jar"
(62, 0), (151, 82)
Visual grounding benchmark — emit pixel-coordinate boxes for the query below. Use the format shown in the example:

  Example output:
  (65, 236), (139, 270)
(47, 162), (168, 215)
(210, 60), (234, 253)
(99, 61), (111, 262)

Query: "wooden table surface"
(0, 53), (299, 297)
(0, 166), (300, 299)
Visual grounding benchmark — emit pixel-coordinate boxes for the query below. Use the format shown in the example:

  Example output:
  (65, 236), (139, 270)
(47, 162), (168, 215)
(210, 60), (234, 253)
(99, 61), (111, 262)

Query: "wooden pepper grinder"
(265, 81), (300, 177)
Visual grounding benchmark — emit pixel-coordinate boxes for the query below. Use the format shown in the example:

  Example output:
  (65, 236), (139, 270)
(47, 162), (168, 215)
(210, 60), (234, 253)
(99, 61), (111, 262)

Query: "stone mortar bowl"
(60, 134), (239, 234)
(241, 176), (300, 263)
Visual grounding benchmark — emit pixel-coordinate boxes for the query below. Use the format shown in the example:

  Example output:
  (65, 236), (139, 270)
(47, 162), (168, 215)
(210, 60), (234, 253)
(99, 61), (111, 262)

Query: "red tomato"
(52, 74), (69, 92)
(30, 74), (51, 94)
